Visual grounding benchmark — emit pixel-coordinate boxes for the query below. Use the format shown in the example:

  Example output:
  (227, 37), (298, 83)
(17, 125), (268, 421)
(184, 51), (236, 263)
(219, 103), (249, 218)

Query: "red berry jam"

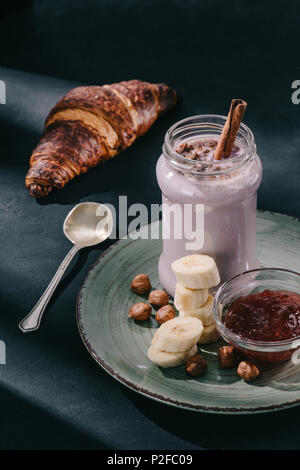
(225, 290), (300, 362)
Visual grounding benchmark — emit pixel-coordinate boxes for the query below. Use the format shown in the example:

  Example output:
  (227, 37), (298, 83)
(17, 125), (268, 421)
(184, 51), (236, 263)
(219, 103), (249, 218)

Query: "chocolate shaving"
(214, 98), (247, 160)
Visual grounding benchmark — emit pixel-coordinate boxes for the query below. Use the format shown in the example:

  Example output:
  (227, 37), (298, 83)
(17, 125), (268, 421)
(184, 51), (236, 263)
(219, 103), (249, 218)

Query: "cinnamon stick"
(214, 98), (247, 160)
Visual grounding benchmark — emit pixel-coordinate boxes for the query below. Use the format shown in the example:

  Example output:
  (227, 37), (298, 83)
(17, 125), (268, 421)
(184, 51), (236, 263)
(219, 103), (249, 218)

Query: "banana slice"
(179, 295), (214, 326)
(147, 343), (198, 368)
(151, 328), (160, 344)
(154, 316), (203, 353)
(174, 282), (209, 311)
(171, 254), (220, 289)
(197, 323), (220, 344)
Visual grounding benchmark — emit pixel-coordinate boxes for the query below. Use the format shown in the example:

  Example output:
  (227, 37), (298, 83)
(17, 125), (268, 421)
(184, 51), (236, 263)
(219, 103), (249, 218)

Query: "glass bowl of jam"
(213, 268), (300, 363)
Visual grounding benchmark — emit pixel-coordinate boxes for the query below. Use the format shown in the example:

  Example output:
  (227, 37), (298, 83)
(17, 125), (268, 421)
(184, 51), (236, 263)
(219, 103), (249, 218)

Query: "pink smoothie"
(157, 127), (262, 298)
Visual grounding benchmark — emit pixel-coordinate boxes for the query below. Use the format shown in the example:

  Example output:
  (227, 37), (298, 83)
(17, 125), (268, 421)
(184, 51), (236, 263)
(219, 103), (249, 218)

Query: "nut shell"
(218, 346), (237, 368)
(185, 353), (207, 377)
(128, 302), (151, 321)
(130, 274), (152, 294)
(237, 360), (260, 381)
(155, 305), (175, 325)
(148, 289), (169, 310)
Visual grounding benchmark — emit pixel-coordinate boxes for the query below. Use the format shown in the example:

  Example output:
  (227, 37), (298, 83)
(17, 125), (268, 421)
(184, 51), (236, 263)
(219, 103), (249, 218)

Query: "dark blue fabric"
(0, 0), (300, 450)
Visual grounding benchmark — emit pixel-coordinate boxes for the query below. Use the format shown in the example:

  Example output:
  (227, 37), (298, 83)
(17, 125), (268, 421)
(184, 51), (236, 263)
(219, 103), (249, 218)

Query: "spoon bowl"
(63, 202), (113, 246)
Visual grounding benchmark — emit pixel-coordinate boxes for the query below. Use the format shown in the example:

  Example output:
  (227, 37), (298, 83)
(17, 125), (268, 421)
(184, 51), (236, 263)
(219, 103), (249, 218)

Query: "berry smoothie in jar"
(156, 113), (262, 297)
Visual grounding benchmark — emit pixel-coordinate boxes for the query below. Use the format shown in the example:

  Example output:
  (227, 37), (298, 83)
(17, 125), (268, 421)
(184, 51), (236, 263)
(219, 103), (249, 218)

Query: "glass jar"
(213, 268), (300, 363)
(156, 115), (262, 297)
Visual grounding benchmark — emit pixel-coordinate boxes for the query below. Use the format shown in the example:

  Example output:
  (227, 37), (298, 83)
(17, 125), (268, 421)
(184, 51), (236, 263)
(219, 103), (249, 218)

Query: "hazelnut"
(185, 354), (207, 377)
(128, 302), (151, 321)
(130, 274), (152, 295)
(218, 345), (237, 369)
(148, 290), (169, 310)
(237, 360), (260, 382)
(155, 305), (175, 324)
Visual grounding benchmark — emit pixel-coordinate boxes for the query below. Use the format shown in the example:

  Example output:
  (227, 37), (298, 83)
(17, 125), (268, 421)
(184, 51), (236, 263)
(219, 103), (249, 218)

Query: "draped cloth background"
(0, 0), (300, 450)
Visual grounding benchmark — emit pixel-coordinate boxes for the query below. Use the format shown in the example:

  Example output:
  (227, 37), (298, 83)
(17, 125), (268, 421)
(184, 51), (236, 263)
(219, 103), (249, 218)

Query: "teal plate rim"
(76, 210), (300, 414)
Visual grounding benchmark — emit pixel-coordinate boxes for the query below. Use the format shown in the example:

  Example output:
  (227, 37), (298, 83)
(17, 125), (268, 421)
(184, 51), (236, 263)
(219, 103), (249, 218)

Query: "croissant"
(25, 79), (177, 197)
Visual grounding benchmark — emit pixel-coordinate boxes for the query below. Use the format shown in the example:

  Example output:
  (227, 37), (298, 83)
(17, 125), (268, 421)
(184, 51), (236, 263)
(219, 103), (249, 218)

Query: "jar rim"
(163, 114), (256, 176)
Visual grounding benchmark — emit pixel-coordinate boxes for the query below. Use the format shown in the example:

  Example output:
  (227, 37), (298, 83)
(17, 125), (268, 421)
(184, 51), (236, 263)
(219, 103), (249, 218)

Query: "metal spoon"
(19, 202), (113, 333)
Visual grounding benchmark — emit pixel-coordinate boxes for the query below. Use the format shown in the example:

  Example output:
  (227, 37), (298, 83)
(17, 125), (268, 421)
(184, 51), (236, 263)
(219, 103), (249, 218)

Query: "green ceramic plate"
(77, 211), (300, 414)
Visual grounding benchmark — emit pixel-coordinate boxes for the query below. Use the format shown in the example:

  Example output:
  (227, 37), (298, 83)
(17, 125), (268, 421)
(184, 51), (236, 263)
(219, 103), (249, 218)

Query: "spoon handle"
(19, 245), (81, 333)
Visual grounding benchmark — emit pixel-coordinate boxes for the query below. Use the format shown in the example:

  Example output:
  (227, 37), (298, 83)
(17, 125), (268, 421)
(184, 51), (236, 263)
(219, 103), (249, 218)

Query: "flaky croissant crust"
(26, 79), (177, 197)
